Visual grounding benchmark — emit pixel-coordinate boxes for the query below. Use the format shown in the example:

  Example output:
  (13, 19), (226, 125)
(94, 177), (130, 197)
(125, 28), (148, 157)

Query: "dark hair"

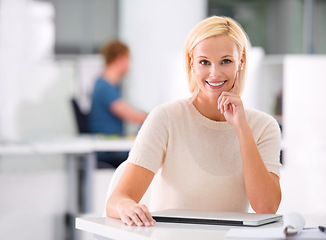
(101, 39), (129, 65)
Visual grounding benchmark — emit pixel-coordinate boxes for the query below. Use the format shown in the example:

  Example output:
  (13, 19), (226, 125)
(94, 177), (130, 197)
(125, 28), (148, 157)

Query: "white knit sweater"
(127, 99), (281, 212)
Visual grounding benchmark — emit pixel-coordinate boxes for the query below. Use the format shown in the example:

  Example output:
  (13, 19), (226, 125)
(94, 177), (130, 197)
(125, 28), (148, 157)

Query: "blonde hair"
(184, 16), (250, 99)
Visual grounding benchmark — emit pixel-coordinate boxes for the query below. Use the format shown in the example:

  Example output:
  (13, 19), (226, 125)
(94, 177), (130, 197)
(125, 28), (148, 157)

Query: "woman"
(106, 16), (282, 227)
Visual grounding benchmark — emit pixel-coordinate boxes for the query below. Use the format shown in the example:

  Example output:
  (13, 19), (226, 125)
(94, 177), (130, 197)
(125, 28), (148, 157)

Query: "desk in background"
(0, 135), (134, 212)
(30, 135), (134, 213)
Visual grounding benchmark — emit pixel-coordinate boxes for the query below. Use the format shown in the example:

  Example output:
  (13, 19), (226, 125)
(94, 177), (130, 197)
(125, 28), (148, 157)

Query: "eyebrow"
(221, 55), (234, 58)
(196, 55), (234, 59)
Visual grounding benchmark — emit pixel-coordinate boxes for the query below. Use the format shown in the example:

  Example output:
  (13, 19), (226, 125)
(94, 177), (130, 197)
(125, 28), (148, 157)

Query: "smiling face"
(191, 35), (243, 101)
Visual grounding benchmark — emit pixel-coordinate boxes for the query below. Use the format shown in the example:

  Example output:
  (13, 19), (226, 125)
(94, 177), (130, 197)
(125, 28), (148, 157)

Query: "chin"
(205, 92), (221, 101)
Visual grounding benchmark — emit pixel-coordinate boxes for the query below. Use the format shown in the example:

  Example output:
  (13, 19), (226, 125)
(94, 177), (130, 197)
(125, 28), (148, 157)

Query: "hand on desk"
(118, 198), (156, 227)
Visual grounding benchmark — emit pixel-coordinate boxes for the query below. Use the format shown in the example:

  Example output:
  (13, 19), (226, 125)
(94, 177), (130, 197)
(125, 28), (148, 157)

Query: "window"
(208, 0), (326, 54)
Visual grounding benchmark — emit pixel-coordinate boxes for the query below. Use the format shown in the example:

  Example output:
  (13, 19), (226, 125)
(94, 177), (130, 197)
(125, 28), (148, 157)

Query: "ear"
(190, 58), (194, 73)
(114, 54), (123, 64)
(239, 52), (245, 70)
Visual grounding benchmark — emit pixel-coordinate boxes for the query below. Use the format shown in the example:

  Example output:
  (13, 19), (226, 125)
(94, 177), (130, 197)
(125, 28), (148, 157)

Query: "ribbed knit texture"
(127, 99), (282, 212)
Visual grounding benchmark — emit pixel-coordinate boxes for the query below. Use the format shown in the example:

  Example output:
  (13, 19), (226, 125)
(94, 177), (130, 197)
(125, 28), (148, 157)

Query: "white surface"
(0, 135), (135, 155)
(92, 137), (135, 152)
(0, 142), (33, 154)
(76, 217), (233, 240)
(76, 215), (325, 240)
(119, 0), (206, 113)
(226, 227), (326, 239)
(0, 0), (57, 141)
(31, 137), (93, 154)
(283, 55), (326, 155)
(281, 55), (326, 215)
(241, 47), (265, 111)
(75, 55), (104, 113)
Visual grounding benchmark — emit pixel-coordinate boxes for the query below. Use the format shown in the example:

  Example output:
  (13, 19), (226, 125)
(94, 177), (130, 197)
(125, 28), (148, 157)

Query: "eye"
(221, 59), (232, 64)
(199, 60), (210, 65)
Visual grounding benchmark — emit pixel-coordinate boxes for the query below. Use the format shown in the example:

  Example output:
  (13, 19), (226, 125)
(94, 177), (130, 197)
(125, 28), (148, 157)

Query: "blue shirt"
(88, 77), (123, 135)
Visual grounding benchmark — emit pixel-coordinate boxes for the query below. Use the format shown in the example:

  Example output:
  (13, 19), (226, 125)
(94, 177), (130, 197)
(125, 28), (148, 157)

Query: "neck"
(102, 64), (121, 85)
(193, 94), (226, 121)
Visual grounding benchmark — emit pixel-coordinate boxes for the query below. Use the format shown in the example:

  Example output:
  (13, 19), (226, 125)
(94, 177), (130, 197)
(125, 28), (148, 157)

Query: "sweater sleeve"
(127, 104), (169, 173)
(255, 115), (282, 177)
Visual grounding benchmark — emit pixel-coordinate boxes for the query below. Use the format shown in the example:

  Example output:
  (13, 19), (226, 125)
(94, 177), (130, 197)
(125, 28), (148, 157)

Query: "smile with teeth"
(206, 80), (226, 87)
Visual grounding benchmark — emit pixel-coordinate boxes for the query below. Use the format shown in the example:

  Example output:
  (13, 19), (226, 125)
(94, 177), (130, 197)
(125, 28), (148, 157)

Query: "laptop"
(151, 209), (282, 227)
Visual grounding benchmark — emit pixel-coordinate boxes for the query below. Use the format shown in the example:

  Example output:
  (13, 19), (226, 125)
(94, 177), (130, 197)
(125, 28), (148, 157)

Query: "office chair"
(71, 98), (89, 134)
(103, 160), (152, 216)
(71, 98), (129, 169)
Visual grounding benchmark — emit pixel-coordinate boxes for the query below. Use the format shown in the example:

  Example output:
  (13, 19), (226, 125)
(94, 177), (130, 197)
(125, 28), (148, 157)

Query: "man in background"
(88, 40), (147, 168)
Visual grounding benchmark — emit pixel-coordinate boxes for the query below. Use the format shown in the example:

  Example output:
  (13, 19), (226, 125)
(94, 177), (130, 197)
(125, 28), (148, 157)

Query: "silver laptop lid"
(151, 209), (282, 226)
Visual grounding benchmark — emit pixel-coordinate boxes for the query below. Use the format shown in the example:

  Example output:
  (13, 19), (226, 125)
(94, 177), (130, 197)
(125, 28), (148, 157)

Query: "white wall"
(119, 0), (207, 113)
(241, 47), (266, 111)
(0, 2), (86, 239)
(0, 0), (76, 141)
(279, 55), (326, 215)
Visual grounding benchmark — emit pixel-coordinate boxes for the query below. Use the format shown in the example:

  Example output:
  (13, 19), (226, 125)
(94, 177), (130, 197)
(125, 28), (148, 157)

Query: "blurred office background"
(0, 0), (325, 239)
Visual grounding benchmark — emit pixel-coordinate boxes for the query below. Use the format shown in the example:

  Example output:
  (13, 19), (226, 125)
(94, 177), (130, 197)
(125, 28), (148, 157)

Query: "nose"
(209, 65), (221, 79)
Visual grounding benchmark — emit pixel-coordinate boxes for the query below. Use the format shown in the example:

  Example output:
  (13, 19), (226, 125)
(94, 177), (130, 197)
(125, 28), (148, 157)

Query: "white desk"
(76, 216), (283, 240)
(76, 217), (231, 240)
(0, 141), (34, 154)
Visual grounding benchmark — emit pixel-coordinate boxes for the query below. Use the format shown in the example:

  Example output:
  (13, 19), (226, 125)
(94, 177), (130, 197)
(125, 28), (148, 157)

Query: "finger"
(221, 97), (227, 114)
(134, 206), (152, 227)
(217, 95), (222, 111)
(140, 204), (156, 226)
(221, 95), (230, 113)
(230, 70), (240, 95)
(128, 210), (144, 226)
(223, 101), (231, 113)
(219, 92), (234, 113)
(218, 92), (227, 112)
(121, 215), (134, 226)
(221, 96), (239, 113)
(223, 96), (239, 108)
(217, 95), (223, 113)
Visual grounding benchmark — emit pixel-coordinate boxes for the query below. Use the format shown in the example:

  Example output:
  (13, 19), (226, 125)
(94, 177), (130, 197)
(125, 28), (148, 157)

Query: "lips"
(206, 80), (226, 88)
